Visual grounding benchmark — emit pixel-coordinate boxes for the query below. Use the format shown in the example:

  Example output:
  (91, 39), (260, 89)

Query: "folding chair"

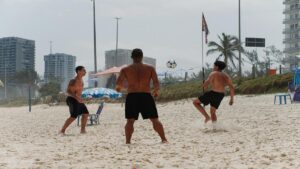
(77, 102), (104, 126)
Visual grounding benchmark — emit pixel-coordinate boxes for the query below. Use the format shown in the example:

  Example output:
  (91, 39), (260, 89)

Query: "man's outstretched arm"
(227, 77), (235, 105)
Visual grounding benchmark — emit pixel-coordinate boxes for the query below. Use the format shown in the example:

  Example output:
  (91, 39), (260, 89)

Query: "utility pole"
(115, 17), (121, 61)
(50, 41), (53, 54)
(92, 0), (98, 87)
(238, 0), (242, 78)
(4, 64), (7, 99)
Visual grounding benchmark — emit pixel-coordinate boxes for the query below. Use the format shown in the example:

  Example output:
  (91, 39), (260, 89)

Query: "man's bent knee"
(68, 117), (77, 120)
(126, 119), (135, 125)
(193, 99), (199, 103)
(150, 118), (162, 125)
(193, 99), (201, 105)
(150, 118), (158, 122)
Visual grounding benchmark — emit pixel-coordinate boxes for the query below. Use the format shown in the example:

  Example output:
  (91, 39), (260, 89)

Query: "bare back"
(205, 71), (232, 93)
(116, 63), (159, 93)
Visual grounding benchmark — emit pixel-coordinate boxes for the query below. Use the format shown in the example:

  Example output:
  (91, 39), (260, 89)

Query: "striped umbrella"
(82, 87), (122, 99)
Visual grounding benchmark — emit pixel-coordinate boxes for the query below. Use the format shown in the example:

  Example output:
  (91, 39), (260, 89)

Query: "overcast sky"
(0, 0), (284, 76)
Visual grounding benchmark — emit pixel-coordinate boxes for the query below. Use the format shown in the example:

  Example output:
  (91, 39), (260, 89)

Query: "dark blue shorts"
(66, 96), (89, 118)
(125, 93), (158, 120)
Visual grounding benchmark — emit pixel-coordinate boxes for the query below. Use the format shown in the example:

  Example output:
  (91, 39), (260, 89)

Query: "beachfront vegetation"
(39, 82), (61, 98)
(157, 73), (293, 102)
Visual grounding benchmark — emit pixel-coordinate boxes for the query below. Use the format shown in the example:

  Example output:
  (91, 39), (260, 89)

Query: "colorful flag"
(202, 13), (209, 44)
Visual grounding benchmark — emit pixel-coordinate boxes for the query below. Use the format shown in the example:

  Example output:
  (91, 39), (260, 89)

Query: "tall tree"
(12, 69), (39, 98)
(39, 82), (61, 98)
(12, 69), (39, 85)
(207, 33), (243, 71)
(264, 45), (284, 65)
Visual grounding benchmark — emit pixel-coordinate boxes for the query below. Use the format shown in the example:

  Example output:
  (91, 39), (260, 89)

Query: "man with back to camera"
(116, 48), (168, 144)
(193, 60), (234, 124)
(60, 66), (89, 135)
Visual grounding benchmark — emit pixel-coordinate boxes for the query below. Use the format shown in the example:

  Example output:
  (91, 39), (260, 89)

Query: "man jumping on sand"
(60, 66), (89, 135)
(193, 60), (234, 124)
(116, 48), (168, 144)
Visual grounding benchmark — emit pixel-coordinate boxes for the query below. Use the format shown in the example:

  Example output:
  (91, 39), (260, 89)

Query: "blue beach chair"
(77, 102), (104, 126)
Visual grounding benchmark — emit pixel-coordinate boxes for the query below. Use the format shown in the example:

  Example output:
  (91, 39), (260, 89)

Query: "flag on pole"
(202, 13), (209, 44)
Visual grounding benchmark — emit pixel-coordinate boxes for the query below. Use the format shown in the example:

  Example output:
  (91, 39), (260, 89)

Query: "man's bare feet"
(126, 142), (131, 144)
(162, 140), (168, 144)
(80, 130), (87, 134)
(59, 131), (66, 136)
(204, 117), (211, 123)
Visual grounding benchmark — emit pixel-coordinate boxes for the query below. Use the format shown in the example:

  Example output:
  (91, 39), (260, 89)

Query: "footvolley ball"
(166, 60), (177, 69)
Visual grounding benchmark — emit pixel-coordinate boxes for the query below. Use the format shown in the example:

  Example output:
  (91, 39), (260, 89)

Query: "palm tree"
(207, 33), (243, 70)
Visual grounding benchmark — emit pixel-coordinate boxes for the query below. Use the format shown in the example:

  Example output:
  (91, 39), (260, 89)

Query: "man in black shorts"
(116, 48), (168, 144)
(193, 61), (234, 123)
(60, 66), (89, 135)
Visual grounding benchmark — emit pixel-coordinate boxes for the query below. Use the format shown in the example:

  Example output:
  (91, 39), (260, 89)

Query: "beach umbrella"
(82, 87), (122, 99)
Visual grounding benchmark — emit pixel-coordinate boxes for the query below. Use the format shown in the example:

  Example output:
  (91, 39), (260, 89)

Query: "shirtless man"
(193, 61), (234, 123)
(60, 66), (89, 134)
(116, 48), (168, 144)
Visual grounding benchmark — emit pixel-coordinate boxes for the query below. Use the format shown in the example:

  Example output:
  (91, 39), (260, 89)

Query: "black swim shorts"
(198, 91), (225, 109)
(66, 96), (89, 118)
(125, 93), (158, 120)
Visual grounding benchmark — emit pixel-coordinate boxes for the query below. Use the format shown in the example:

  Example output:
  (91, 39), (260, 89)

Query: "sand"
(0, 94), (299, 169)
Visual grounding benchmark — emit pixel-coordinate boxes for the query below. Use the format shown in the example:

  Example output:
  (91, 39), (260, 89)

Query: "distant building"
(0, 37), (35, 80)
(44, 53), (76, 91)
(89, 49), (157, 88)
(283, 55), (300, 70)
(105, 49), (156, 69)
(87, 70), (106, 88)
(283, 0), (300, 59)
(0, 37), (35, 98)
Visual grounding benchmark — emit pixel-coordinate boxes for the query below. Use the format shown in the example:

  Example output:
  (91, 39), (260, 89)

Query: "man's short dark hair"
(214, 60), (226, 71)
(75, 66), (85, 73)
(131, 48), (143, 59)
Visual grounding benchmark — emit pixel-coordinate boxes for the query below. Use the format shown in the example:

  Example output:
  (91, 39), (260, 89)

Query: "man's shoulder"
(209, 71), (218, 76)
(143, 64), (155, 70)
(221, 72), (230, 77)
(128, 63), (154, 70)
(69, 77), (82, 84)
(69, 78), (76, 83)
(121, 65), (131, 72)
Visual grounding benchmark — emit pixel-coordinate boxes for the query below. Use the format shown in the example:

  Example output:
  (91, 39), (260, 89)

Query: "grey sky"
(0, 0), (284, 76)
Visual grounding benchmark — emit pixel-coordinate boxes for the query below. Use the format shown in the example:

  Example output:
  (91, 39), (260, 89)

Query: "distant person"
(116, 48), (168, 144)
(60, 66), (89, 135)
(193, 61), (234, 124)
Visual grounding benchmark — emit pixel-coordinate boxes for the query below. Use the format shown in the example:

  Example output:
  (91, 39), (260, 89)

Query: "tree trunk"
(224, 55), (228, 72)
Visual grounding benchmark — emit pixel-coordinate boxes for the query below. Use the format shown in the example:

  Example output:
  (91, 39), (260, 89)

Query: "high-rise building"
(88, 49), (157, 88)
(283, 0), (300, 58)
(0, 37), (35, 98)
(105, 49), (156, 69)
(0, 37), (35, 81)
(44, 53), (76, 91)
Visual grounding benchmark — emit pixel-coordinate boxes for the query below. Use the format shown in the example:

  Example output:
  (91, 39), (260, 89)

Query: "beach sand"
(0, 94), (299, 169)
